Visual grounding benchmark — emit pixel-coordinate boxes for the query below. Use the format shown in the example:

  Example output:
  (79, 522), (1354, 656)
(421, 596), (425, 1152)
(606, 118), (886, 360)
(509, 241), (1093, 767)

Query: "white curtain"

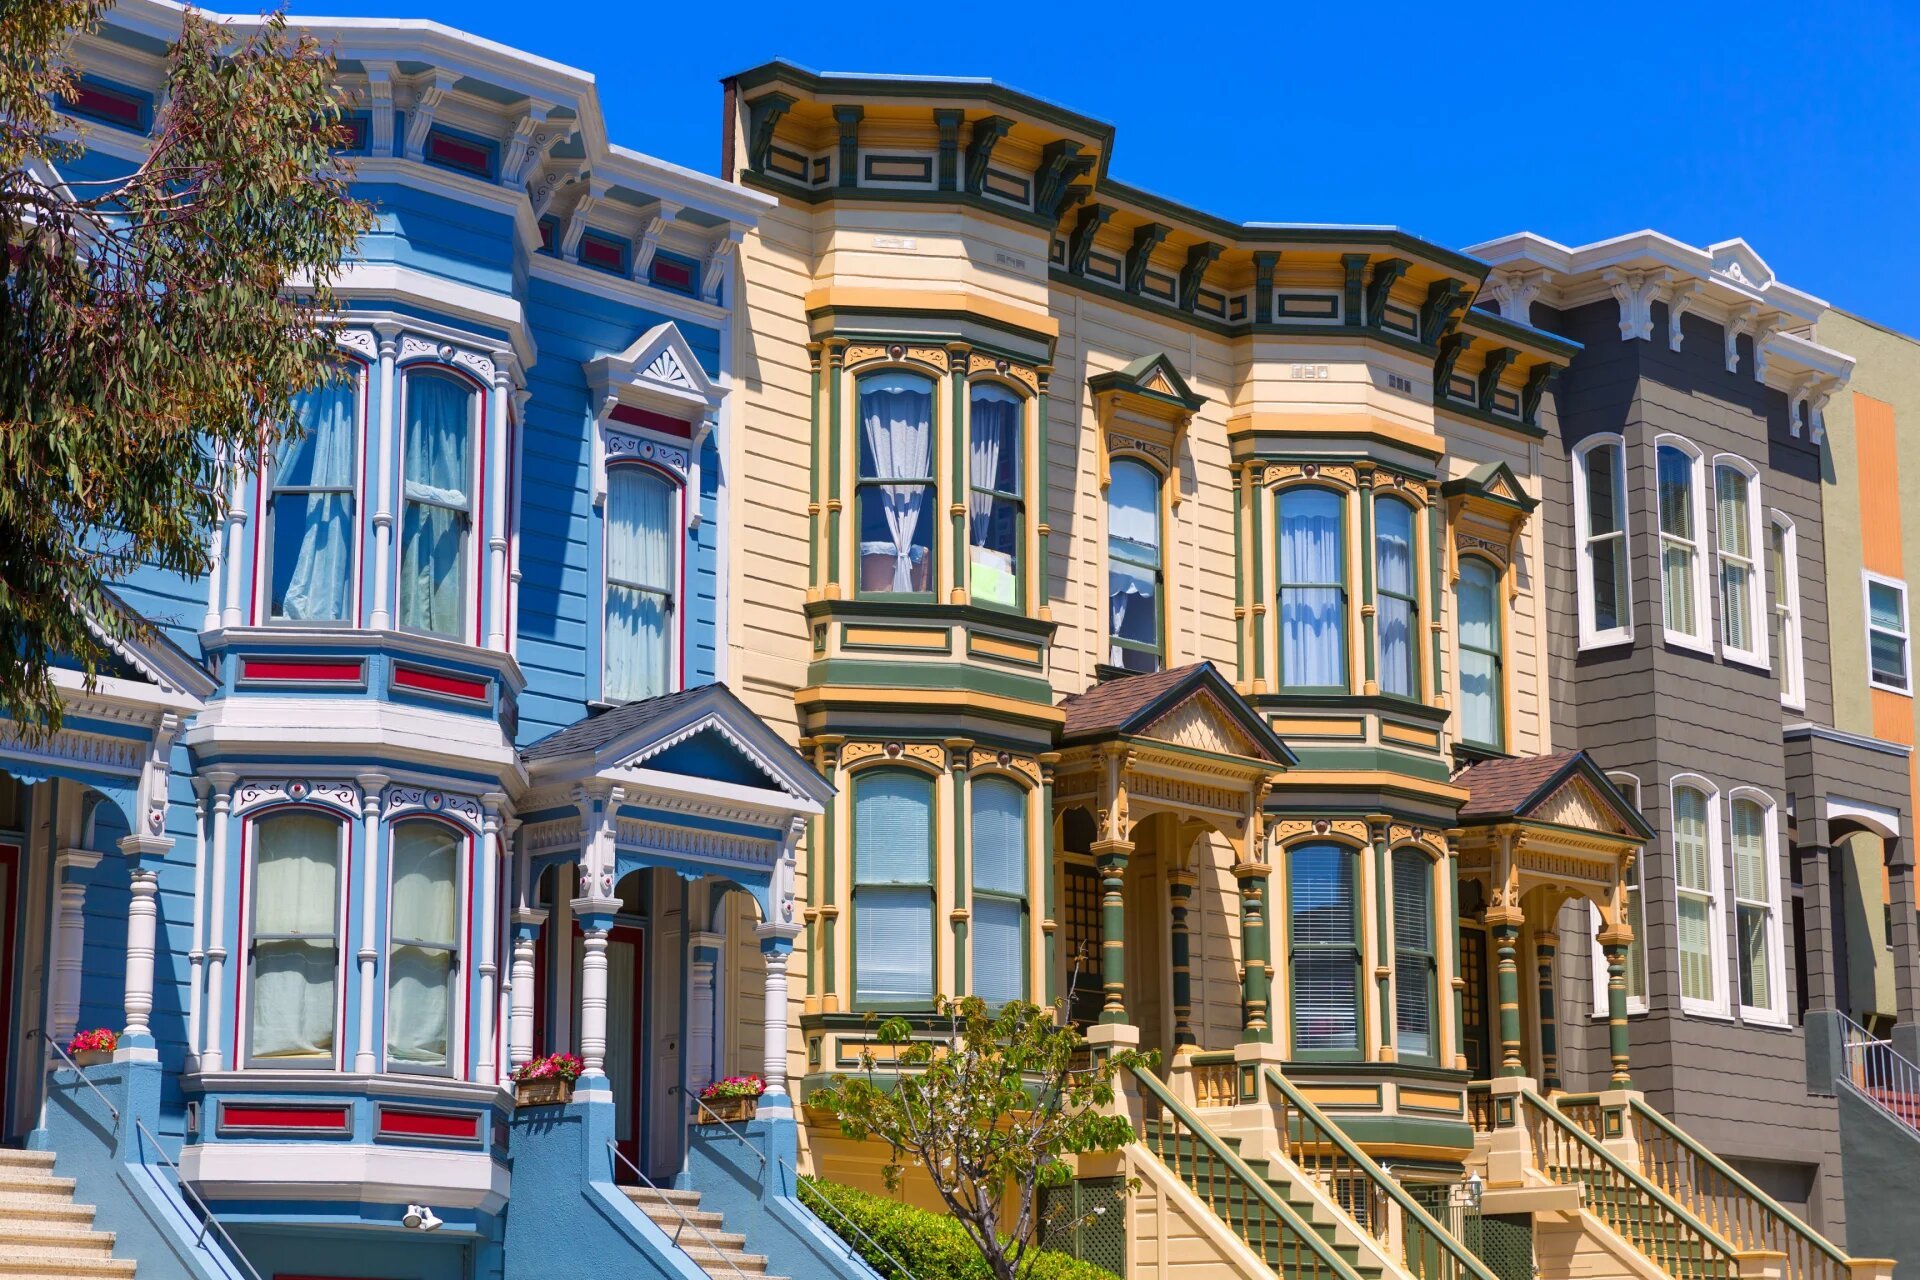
(859, 378), (933, 592)
(387, 823), (458, 1067)
(605, 469), (674, 702)
(1375, 499), (1416, 696)
(1107, 460), (1161, 668)
(273, 380), (356, 622)
(968, 389), (1019, 606)
(1279, 489), (1346, 687)
(251, 813), (341, 1060)
(1457, 559), (1499, 745)
(399, 375), (473, 636)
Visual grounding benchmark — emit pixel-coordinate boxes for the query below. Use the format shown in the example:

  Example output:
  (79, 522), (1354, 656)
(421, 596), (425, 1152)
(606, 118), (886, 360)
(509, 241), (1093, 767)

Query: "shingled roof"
(520, 684), (718, 762)
(1057, 662), (1296, 765)
(1453, 748), (1652, 840)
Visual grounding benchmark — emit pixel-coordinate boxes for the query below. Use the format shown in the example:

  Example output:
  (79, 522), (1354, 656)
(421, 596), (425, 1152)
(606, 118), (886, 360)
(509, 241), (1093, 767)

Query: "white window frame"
(1653, 436), (1713, 654)
(1864, 570), (1913, 696)
(396, 366), (485, 645)
(260, 364), (366, 628)
(1670, 773), (1730, 1019)
(599, 461), (684, 706)
(1728, 787), (1788, 1027)
(1711, 455), (1768, 669)
(1571, 434), (1633, 649)
(383, 816), (470, 1078)
(1590, 771), (1649, 1016)
(241, 809), (351, 1070)
(1769, 512), (1805, 710)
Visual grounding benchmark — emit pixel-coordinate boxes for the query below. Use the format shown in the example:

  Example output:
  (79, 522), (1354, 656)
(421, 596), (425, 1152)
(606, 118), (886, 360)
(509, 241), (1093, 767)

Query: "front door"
(1460, 925), (1492, 1080)
(604, 924), (645, 1177)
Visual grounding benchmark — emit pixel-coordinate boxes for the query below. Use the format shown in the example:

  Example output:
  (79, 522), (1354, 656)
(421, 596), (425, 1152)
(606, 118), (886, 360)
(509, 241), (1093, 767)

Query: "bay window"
(1714, 459), (1765, 665)
(1108, 459), (1164, 672)
(1277, 488), (1347, 690)
(1456, 558), (1503, 749)
(1731, 791), (1782, 1022)
(856, 372), (935, 595)
(1392, 849), (1435, 1060)
(604, 467), (676, 703)
(387, 821), (461, 1071)
(970, 776), (1027, 1007)
(1375, 496), (1419, 698)
(268, 377), (358, 623)
(249, 811), (343, 1065)
(853, 769), (934, 1008)
(1657, 440), (1709, 648)
(967, 384), (1023, 609)
(1673, 778), (1724, 1014)
(399, 371), (477, 638)
(1572, 436), (1631, 646)
(1289, 843), (1359, 1054)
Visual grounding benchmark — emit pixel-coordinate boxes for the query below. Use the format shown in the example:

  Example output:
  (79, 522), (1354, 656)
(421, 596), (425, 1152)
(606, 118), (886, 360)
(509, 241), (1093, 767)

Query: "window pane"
(1395, 959), (1432, 1058)
(1109, 560), (1161, 663)
(1584, 445), (1621, 537)
(252, 813), (340, 1060)
(399, 375), (473, 637)
(388, 823), (459, 1068)
(1290, 845), (1356, 946)
(606, 469), (675, 702)
(1662, 543), (1697, 636)
(971, 778), (1026, 896)
(1109, 460), (1163, 670)
(1279, 489), (1346, 688)
(855, 772), (933, 883)
(1591, 534), (1627, 633)
(1673, 787), (1711, 891)
(973, 897), (1024, 1007)
(1715, 467), (1751, 559)
(392, 824), (459, 947)
(1375, 499), (1416, 696)
(399, 502), (467, 636)
(1657, 446), (1694, 539)
(1294, 951), (1358, 1051)
(1679, 894), (1714, 1002)
(1738, 904), (1772, 1010)
(1393, 852), (1431, 953)
(271, 493), (355, 622)
(858, 373), (936, 593)
(1723, 562), (1752, 650)
(1731, 799), (1769, 903)
(968, 387), (1021, 607)
(1871, 630), (1908, 689)
(1109, 461), (1163, 567)
(1870, 581), (1905, 630)
(253, 940), (339, 1060)
(855, 886), (934, 1005)
(1458, 559), (1500, 746)
(276, 381), (358, 489)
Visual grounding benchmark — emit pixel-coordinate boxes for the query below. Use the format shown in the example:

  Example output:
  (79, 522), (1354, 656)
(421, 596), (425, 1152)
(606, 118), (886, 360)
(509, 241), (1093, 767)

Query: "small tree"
(0, 2), (371, 727)
(809, 994), (1151, 1280)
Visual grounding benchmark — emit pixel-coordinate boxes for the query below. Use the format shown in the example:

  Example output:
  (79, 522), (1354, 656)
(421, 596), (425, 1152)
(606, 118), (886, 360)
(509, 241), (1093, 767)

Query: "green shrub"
(797, 1177), (1121, 1280)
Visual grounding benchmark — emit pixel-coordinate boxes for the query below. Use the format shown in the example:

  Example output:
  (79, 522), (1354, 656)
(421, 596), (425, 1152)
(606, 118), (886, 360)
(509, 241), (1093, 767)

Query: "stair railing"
(1558, 1093), (1849, 1280)
(1518, 1087), (1735, 1280)
(1127, 1063), (1365, 1280)
(1838, 1012), (1920, 1134)
(1263, 1068), (1500, 1280)
(607, 1140), (753, 1280)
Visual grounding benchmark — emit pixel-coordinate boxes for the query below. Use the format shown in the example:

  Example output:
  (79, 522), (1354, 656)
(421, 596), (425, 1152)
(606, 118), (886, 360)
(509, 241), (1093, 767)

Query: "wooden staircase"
(0, 1149), (133, 1279)
(623, 1185), (789, 1280)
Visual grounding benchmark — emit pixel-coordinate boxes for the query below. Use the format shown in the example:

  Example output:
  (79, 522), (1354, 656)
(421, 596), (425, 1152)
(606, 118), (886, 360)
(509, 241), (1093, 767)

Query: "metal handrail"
(133, 1119), (265, 1280)
(1838, 1011), (1920, 1134)
(674, 1085), (767, 1169)
(788, 1166), (923, 1280)
(1263, 1067), (1500, 1280)
(607, 1140), (753, 1280)
(36, 1031), (120, 1123)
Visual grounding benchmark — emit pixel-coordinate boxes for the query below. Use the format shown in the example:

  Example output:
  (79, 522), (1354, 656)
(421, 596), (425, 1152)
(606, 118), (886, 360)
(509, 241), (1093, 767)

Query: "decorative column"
(1358, 466), (1378, 696)
(485, 362), (513, 651)
(220, 460), (247, 628)
(1536, 936), (1561, 1092)
(1168, 868), (1197, 1050)
(117, 840), (165, 1059)
(1369, 816), (1392, 1059)
(478, 793), (507, 1083)
(949, 740), (972, 996)
(757, 928), (797, 1098)
(805, 344), (824, 596)
(49, 848), (102, 1045)
(1039, 752), (1060, 1008)
(508, 909), (546, 1070)
(823, 340), (847, 599)
(686, 931), (724, 1097)
(354, 773), (388, 1073)
(1602, 942), (1634, 1088)
(1490, 825), (1526, 1077)
(1886, 835), (1920, 1062)
(369, 323), (401, 630)
(1235, 808), (1274, 1043)
(572, 783), (622, 1086)
(185, 783), (207, 1071)
(1797, 837), (1839, 1016)
(1034, 368), (1053, 623)
(201, 772), (236, 1071)
(947, 343), (971, 605)
(1093, 746), (1132, 1025)
(1248, 464), (1268, 692)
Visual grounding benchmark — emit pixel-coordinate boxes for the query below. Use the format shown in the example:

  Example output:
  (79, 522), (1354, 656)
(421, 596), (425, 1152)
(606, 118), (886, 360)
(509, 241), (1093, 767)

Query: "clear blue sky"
(293, 0), (1920, 333)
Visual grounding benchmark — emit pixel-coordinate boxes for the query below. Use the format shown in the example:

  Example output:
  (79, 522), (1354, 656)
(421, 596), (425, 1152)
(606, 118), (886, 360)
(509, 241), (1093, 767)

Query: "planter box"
(700, 1095), (759, 1124)
(72, 1049), (112, 1068)
(514, 1077), (575, 1108)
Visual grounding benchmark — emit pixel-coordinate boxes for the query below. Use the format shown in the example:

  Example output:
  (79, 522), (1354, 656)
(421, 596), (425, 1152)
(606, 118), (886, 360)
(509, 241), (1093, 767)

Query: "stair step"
(0, 1200), (94, 1225)
(0, 1173), (76, 1199)
(625, 1186), (705, 1207)
(0, 1251), (133, 1275)
(681, 1246), (769, 1272)
(0, 1222), (115, 1248)
(0, 1153), (56, 1172)
(635, 1205), (730, 1231)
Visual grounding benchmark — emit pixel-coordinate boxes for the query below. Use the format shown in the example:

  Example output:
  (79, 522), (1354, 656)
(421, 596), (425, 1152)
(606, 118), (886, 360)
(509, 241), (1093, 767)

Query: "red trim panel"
(221, 1103), (350, 1131)
(609, 404), (692, 438)
(377, 1108), (479, 1141)
(392, 665), (490, 701)
(240, 659), (364, 683)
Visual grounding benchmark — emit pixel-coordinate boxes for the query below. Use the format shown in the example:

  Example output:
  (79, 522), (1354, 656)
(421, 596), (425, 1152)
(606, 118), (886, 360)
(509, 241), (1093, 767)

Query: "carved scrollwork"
(384, 785), (485, 830)
(966, 353), (1040, 394)
(840, 740), (946, 771)
(968, 748), (1042, 784)
(1455, 531), (1511, 567)
(233, 777), (361, 815)
(1270, 817), (1371, 847)
(605, 430), (692, 481)
(1108, 432), (1173, 470)
(1390, 823), (1450, 859)
(1265, 462), (1359, 491)
(334, 329), (377, 361)
(842, 343), (950, 374)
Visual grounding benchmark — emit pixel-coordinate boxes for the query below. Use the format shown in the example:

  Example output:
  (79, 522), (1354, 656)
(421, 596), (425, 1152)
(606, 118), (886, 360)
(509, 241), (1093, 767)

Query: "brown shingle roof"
(1453, 749), (1585, 822)
(1059, 664), (1210, 740)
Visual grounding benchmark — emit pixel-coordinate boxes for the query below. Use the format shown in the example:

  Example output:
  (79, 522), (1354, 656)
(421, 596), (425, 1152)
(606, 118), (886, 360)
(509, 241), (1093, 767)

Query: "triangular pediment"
(1141, 689), (1261, 759)
(1441, 460), (1538, 515)
(1525, 774), (1632, 837)
(1058, 662), (1296, 767)
(585, 320), (721, 423)
(1087, 351), (1206, 414)
(1708, 238), (1775, 292)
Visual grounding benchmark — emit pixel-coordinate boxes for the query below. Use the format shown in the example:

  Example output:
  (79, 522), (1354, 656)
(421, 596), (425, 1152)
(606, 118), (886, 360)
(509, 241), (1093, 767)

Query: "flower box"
(515, 1076), (574, 1108)
(700, 1094), (758, 1124)
(72, 1049), (112, 1068)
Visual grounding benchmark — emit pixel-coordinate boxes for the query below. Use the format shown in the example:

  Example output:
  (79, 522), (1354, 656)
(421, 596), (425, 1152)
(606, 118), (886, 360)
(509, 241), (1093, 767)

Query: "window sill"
(1721, 648), (1770, 673)
(1662, 631), (1715, 656)
(1679, 1002), (1734, 1022)
(1577, 629), (1634, 653)
(1739, 1008), (1793, 1030)
(1869, 679), (1914, 699)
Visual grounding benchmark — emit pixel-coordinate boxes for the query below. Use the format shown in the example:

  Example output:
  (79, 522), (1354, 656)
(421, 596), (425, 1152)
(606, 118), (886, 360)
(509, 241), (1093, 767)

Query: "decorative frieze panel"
(521, 818), (582, 856)
(232, 777), (360, 816)
(1455, 531), (1512, 568)
(1389, 823), (1450, 859)
(1126, 774), (1246, 824)
(396, 335), (497, 385)
(840, 740), (947, 771)
(334, 329), (378, 361)
(604, 430), (691, 482)
(966, 353), (1040, 394)
(967, 747), (1042, 785)
(616, 817), (779, 870)
(383, 785), (485, 831)
(842, 343), (950, 374)
(1107, 432), (1172, 471)
(1264, 461), (1358, 491)
(1271, 818), (1371, 847)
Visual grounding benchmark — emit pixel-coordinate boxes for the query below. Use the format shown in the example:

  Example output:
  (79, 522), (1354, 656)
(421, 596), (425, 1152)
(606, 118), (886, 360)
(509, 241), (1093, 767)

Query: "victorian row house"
(8, 8), (1920, 1280)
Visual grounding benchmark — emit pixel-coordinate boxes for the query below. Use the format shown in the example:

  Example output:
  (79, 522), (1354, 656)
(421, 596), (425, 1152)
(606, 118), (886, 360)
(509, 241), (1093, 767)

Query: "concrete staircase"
(623, 1185), (789, 1280)
(0, 1149), (134, 1279)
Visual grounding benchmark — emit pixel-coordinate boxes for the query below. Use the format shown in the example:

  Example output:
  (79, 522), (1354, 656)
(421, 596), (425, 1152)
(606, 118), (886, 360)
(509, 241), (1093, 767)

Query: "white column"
(686, 931), (724, 1097)
(118, 837), (166, 1056)
(755, 928), (796, 1098)
(220, 462), (248, 628)
(508, 910), (544, 1069)
(185, 782), (208, 1071)
(49, 848), (101, 1045)
(203, 452), (226, 633)
(477, 794), (506, 1082)
(201, 773), (236, 1071)
(354, 773), (387, 1073)
(552, 890), (574, 1054)
(369, 325), (401, 631)
(577, 921), (610, 1079)
(485, 364), (512, 651)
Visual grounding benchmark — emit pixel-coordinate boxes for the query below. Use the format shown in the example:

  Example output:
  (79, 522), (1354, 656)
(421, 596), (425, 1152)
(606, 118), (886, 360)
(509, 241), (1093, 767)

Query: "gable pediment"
(1524, 774), (1633, 838)
(586, 320), (722, 424)
(1140, 689), (1261, 760)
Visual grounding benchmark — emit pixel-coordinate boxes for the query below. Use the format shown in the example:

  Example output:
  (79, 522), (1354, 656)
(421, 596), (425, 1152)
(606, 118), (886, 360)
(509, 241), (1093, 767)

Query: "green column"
(1372, 822), (1392, 1056)
(949, 348), (969, 603)
(1232, 463), (1246, 681)
(1494, 923), (1523, 1076)
(1426, 487), (1443, 704)
(1237, 859), (1273, 1043)
(1250, 466), (1267, 688)
(820, 740), (842, 1003)
(1169, 869), (1197, 1048)
(1448, 843), (1465, 1069)
(1040, 753), (1059, 1008)
(1359, 470), (1377, 693)
(807, 345), (822, 590)
(952, 750), (970, 996)
(1036, 372), (1051, 620)
(1537, 937), (1560, 1091)
(1604, 942), (1634, 1087)
(826, 344), (845, 596)
(1093, 839), (1131, 1024)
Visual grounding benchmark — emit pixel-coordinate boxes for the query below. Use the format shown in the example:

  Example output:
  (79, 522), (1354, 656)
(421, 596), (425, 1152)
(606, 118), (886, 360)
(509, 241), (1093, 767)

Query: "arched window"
(1289, 843), (1359, 1054)
(1107, 459), (1164, 672)
(268, 376), (358, 623)
(1656, 440), (1709, 648)
(1393, 850), (1435, 1061)
(1375, 496), (1419, 697)
(604, 466), (676, 703)
(1715, 458), (1765, 665)
(388, 821), (461, 1072)
(1731, 791), (1782, 1022)
(967, 384), (1023, 609)
(1456, 558), (1503, 749)
(1277, 487), (1346, 689)
(856, 372), (935, 595)
(249, 811), (343, 1065)
(853, 770), (934, 1008)
(399, 371), (477, 638)
(970, 776), (1027, 1007)
(1572, 436), (1631, 647)
(1672, 779), (1723, 1013)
